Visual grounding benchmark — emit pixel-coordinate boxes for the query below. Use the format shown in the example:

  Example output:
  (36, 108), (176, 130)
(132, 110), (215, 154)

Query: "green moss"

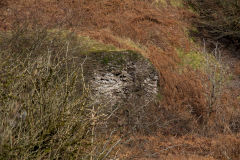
(170, 0), (184, 7)
(178, 49), (205, 70)
(152, 0), (167, 6)
(78, 36), (118, 53)
(98, 50), (142, 66)
(153, 0), (184, 7)
(177, 48), (222, 71)
(100, 53), (125, 65)
(48, 29), (119, 54)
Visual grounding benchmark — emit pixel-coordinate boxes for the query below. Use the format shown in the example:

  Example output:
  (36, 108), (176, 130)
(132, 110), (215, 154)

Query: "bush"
(0, 26), (119, 159)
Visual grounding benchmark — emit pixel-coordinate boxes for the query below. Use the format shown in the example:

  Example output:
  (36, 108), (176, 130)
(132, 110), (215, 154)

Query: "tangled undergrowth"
(0, 0), (240, 159)
(184, 0), (240, 49)
(0, 27), (120, 159)
(1, 0), (206, 123)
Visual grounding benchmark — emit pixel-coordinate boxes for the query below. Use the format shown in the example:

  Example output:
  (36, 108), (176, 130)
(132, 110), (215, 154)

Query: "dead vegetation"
(184, 0), (240, 49)
(0, 0), (240, 159)
(119, 133), (240, 160)
(0, 26), (122, 159)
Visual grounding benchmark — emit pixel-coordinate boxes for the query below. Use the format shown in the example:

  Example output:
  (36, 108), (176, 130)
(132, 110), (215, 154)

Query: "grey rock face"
(80, 51), (159, 108)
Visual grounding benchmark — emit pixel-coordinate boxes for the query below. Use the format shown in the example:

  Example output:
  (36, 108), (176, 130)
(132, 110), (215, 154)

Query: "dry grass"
(0, 0), (240, 159)
(119, 133), (240, 160)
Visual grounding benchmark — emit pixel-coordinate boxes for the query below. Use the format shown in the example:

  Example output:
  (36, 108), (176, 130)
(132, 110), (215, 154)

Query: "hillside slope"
(0, 0), (240, 159)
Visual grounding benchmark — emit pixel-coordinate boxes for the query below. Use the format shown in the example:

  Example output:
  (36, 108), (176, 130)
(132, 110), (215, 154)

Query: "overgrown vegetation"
(0, 0), (240, 159)
(0, 26), (119, 159)
(185, 0), (240, 49)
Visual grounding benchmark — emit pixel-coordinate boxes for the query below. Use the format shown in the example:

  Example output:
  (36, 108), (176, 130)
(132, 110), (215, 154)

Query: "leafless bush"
(201, 40), (240, 134)
(0, 25), (120, 159)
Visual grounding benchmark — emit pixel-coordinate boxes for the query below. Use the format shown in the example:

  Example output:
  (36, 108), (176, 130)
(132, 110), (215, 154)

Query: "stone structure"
(80, 51), (159, 108)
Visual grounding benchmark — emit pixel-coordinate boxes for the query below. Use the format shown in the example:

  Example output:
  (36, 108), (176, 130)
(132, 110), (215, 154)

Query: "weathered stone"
(80, 51), (159, 108)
